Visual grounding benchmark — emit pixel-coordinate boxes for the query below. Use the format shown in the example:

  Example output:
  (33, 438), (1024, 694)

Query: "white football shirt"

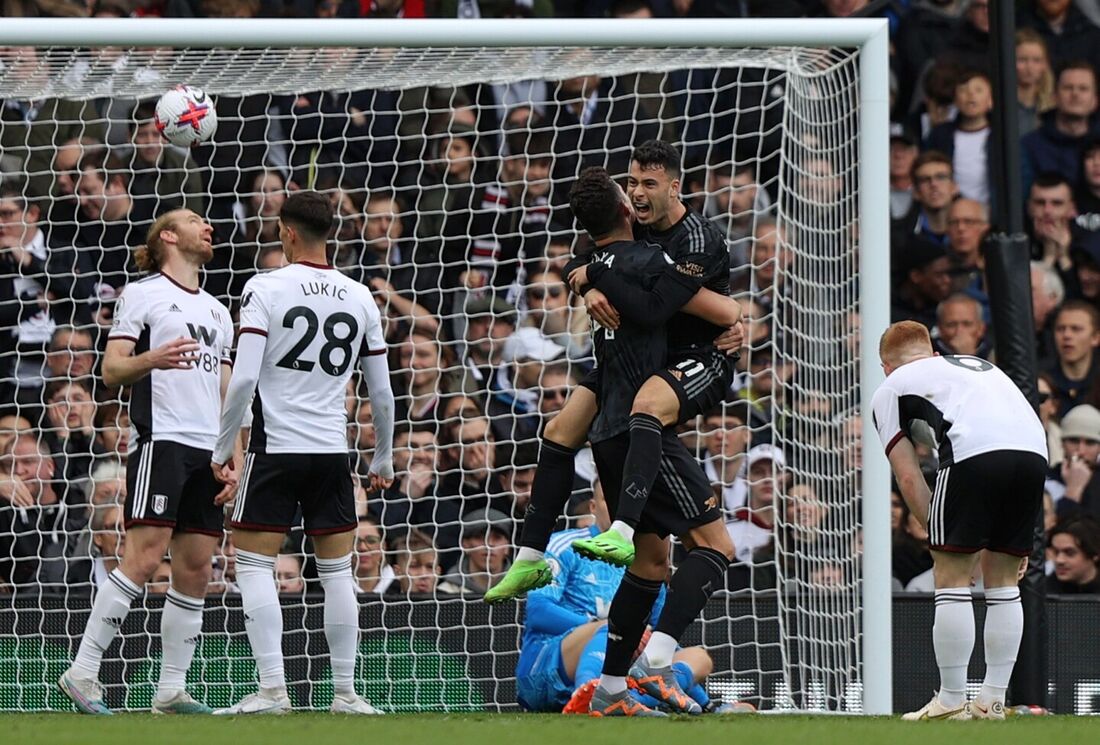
(109, 273), (233, 450)
(871, 355), (1047, 466)
(237, 262), (385, 454)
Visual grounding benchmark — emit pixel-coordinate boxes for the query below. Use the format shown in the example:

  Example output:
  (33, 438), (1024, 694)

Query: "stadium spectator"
(43, 379), (102, 487)
(932, 293), (991, 359)
(890, 237), (953, 329)
(435, 416), (507, 566)
(88, 503), (125, 588)
(0, 46), (105, 201)
(0, 186), (93, 406)
(1017, 1), (1100, 72)
(927, 69), (993, 205)
(1032, 260), (1066, 364)
(1072, 231), (1100, 306)
(0, 432), (87, 592)
(893, 151), (957, 246)
(393, 328), (451, 424)
(932, 1), (991, 85)
(1039, 372), (1065, 464)
(534, 361), (575, 424)
(44, 135), (104, 248)
(1076, 137), (1100, 233)
(889, 125), (920, 220)
(43, 326), (98, 396)
(732, 218), (789, 313)
(891, 489), (933, 590)
(1052, 403), (1100, 500)
(1015, 28), (1056, 138)
(353, 515), (395, 594)
(1030, 173), (1081, 291)
(74, 151), (146, 313)
(126, 102), (205, 225)
(1047, 300), (1100, 415)
(726, 444), (784, 573)
(373, 423), (439, 538)
(500, 129), (557, 261)
(1021, 61), (1100, 195)
(1046, 516), (1100, 593)
(704, 161), (768, 266)
(458, 295), (517, 395)
(699, 402), (752, 514)
(386, 528), (462, 596)
(494, 440), (538, 519)
(275, 554), (305, 594)
(522, 267), (586, 360)
(442, 507), (512, 594)
(82, 458), (125, 514)
(945, 197), (989, 294)
(487, 326), (565, 443)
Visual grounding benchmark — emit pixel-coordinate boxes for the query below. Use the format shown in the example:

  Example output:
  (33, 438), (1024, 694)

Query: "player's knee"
(171, 562), (212, 597)
(544, 414), (583, 450)
(121, 548), (164, 584)
(691, 527), (734, 562)
(630, 389), (676, 425)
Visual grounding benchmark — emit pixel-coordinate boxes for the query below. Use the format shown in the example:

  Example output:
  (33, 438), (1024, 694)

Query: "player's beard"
(181, 237), (214, 266)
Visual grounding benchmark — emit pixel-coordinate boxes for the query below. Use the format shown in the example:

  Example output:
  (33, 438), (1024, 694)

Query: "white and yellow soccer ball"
(155, 85), (217, 147)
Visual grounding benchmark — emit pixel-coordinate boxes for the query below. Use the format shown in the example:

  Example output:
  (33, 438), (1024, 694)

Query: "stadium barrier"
(1, 593), (1097, 714)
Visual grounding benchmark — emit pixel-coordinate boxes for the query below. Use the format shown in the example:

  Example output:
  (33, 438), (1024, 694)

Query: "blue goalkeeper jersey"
(521, 526), (666, 648)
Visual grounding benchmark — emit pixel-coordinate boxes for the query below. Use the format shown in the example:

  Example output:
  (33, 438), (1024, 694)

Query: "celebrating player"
(487, 140), (741, 603)
(545, 168), (737, 716)
(873, 321), (1047, 720)
(210, 191), (396, 716)
(59, 209), (236, 715)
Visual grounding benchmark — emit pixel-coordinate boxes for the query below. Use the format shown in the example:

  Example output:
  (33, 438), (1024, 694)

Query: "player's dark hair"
(1048, 516), (1100, 566)
(631, 140), (682, 178)
(280, 190), (334, 242)
(568, 167), (623, 240)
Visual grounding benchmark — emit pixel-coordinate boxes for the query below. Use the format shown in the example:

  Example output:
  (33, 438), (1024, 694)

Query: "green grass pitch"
(5, 712), (1097, 745)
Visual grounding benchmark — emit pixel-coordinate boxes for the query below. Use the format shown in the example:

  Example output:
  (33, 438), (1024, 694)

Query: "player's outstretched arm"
(102, 337), (200, 387)
(888, 437), (932, 528)
(211, 331), (265, 469)
(681, 288), (741, 327)
(359, 352), (395, 491)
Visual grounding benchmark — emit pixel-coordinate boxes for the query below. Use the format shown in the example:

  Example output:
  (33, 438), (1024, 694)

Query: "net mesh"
(0, 42), (863, 712)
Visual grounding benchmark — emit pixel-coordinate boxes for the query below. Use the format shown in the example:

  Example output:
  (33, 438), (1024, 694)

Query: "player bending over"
(60, 210), (237, 715)
(486, 140), (741, 603)
(873, 321), (1047, 720)
(517, 490), (753, 715)
(210, 191), (396, 715)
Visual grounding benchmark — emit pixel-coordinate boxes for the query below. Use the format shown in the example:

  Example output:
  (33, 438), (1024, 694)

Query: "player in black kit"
(555, 167), (737, 716)
(485, 142), (742, 604)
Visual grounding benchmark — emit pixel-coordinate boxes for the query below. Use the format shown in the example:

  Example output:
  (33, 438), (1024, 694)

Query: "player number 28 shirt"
(109, 273), (234, 451)
(871, 355), (1047, 467)
(237, 262), (386, 454)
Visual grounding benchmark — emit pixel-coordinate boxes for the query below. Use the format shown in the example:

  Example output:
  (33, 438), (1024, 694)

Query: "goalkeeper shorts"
(516, 633), (573, 712)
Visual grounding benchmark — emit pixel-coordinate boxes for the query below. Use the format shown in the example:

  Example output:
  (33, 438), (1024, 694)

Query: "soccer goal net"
(0, 18), (890, 714)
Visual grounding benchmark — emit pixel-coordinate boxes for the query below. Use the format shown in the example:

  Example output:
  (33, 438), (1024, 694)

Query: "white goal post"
(0, 17), (891, 714)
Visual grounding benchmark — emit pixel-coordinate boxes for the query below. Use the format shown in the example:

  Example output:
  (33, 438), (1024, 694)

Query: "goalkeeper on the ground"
(516, 494), (752, 715)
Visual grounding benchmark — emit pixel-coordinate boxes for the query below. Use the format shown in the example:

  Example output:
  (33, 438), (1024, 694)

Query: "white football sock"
(979, 586), (1023, 705)
(933, 588), (974, 708)
(514, 547), (544, 563)
(157, 588), (205, 699)
(236, 550), (286, 691)
(72, 568), (141, 679)
(598, 674), (627, 695)
(642, 631), (678, 669)
(610, 520), (635, 542)
(317, 553), (359, 697)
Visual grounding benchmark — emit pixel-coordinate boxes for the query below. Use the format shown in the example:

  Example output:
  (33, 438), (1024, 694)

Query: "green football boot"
(483, 558), (552, 604)
(572, 530), (635, 567)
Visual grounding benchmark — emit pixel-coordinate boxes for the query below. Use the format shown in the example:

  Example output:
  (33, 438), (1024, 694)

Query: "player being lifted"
(210, 191), (396, 716)
(556, 167), (737, 716)
(873, 322), (1047, 720)
(59, 210), (237, 715)
(486, 141), (741, 603)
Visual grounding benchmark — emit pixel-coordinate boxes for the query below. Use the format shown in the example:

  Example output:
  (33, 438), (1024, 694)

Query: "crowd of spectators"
(0, 0), (1099, 600)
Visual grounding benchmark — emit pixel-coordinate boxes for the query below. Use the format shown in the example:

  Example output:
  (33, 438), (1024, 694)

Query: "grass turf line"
(3, 713), (1096, 745)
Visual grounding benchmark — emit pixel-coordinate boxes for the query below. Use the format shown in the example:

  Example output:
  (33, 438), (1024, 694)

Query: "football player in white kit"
(873, 321), (1047, 721)
(60, 209), (237, 715)
(210, 191), (395, 715)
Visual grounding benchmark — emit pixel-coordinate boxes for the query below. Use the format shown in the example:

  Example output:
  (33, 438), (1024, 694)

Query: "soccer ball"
(155, 85), (217, 147)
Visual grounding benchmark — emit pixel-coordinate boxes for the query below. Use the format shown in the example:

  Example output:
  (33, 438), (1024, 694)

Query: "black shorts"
(592, 430), (721, 539)
(579, 367), (599, 394)
(928, 450), (1046, 556)
(656, 349), (734, 424)
(125, 440), (224, 536)
(230, 452), (357, 536)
